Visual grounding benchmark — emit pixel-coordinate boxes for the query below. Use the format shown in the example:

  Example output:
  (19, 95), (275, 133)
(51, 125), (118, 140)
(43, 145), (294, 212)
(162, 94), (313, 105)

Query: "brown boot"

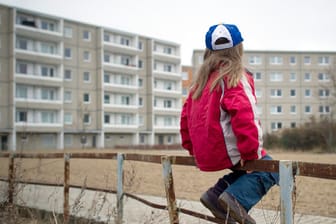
(200, 189), (236, 224)
(218, 192), (256, 224)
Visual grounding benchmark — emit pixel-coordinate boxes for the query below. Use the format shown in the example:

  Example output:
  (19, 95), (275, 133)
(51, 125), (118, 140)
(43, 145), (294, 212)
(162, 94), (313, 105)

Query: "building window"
(254, 72), (262, 80)
(104, 95), (110, 104)
(17, 38), (28, 50)
(41, 20), (55, 31)
(269, 72), (283, 81)
(138, 78), (143, 87)
(83, 114), (90, 124)
(120, 37), (130, 46)
(164, 47), (172, 54)
(64, 113), (72, 124)
(64, 48), (72, 59)
(64, 91), (72, 103)
(290, 89), (296, 97)
(269, 56), (283, 65)
(41, 88), (56, 100)
(104, 54), (110, 63)
(138, 41), (143, 50)
(182, 88), (188, 96)
(139, 97), (143, 106)
(164, 64), (172, 72)
(249, 56), (262, 65)
(304, 105), (312, 113)
(289, 56), (296, 65)
(318, 56), (329, 65)
(304, 56), (311, 65)
(319, 105), (330, 113)
(304, 73), (311, 81)
(138, 60), (143, 68)
(255, 89), (262, 98)
(121, 96), (130, 105)
(83, 30), (91, 41)
(304, 89), (312, 97)
(164, 99), (172, 108)
(16, 85), (28, 98)
(318, 73), (329, 81)
(270, 106), (282, 114)
(83, 71), (90, 82)
(16, 62), (28, 74)
(104, 114), (110, 124)
(121, 56), (130, 66)
(290, 72), (297, 81)
(270, 89), (282, 97)
(182, 72), (188, 80)
(104, 33), (110, 42)
(271, 122), (282, 131)
(64, 69), (72, 80)
(83, 93), (90, 103)
(319, 89), (330, 98)
(139, 134), (145, 143)
(64, 27), (72, 38)
(16, 111), (27, 122)
(104, 73), (110, 83)
(290, 105), (296, 113)
(41, 66), (55, 77)
(83, 51), (91, 62)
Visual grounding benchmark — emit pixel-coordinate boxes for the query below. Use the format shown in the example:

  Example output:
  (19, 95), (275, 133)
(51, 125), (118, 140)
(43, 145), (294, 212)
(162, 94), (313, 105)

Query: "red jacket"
(180, 70), (266, 171)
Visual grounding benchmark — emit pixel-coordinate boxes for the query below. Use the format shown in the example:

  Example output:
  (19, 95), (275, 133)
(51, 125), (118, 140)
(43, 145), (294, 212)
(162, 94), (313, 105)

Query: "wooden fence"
(0, 152), (335, 224)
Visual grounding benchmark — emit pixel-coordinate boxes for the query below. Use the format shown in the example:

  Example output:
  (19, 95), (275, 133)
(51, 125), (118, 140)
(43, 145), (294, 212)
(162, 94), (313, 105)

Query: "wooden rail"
(0, 152), (335, 224)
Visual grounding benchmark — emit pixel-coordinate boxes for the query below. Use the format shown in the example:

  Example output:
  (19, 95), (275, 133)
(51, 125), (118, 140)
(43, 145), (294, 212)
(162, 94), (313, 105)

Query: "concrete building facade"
(0, 4), (182, 150)
(192, 49), (336, 133)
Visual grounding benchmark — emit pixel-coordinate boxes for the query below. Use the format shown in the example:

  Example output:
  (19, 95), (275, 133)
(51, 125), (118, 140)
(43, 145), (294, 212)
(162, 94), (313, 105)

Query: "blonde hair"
(192, 43), (244, 99)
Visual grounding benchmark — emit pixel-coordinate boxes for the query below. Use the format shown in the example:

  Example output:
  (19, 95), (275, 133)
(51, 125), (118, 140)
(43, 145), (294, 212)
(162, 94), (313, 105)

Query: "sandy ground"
(0, 149), (335, 218)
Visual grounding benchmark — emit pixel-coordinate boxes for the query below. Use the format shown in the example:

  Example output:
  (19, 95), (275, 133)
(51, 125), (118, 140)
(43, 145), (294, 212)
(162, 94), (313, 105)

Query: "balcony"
(15, 37), (62, 64)
(153, 70), (181, 80)
(103, 31), (140, 55)
(15, 12), (62, 41)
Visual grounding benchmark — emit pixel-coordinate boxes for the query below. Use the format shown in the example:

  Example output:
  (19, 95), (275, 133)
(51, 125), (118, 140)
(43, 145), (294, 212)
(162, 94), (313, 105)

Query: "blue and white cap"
(205, 23), (243, 50)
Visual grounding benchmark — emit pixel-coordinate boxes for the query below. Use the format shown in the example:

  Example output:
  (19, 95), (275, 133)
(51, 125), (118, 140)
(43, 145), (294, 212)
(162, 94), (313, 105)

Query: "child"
(180, 23), (279, 224)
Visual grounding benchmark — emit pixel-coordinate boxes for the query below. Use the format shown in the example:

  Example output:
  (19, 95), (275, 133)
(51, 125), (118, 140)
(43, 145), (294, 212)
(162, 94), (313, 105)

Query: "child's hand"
(240, 159), (253, 173)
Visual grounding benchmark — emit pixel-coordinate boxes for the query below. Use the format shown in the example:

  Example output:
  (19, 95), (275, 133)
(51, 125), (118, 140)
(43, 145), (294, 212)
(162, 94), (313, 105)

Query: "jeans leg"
(225, 155), (279, 211)
(212, 170), (246, 196)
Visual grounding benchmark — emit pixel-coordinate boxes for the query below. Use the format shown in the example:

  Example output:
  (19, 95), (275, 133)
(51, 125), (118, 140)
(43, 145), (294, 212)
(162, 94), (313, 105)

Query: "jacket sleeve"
(222, 77), (262, 161)
(180, 96), (194, 155)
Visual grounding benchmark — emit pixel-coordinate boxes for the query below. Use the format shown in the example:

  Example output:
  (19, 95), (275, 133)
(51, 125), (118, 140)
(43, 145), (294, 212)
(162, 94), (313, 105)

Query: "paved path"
(0, 181), (335, 223)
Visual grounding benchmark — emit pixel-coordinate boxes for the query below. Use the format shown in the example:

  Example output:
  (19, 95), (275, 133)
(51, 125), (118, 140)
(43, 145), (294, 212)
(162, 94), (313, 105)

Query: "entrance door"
(158, 135), (164, 145)
(1, 136), (8, 150)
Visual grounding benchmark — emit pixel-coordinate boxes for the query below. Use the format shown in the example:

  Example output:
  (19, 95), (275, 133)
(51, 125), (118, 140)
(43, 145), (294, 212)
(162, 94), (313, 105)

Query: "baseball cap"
(205, 23), (243, 50)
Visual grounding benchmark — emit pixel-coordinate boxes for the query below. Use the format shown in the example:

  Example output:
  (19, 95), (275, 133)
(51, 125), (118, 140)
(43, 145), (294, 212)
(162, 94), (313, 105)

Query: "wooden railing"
(0, 152), (335, 224)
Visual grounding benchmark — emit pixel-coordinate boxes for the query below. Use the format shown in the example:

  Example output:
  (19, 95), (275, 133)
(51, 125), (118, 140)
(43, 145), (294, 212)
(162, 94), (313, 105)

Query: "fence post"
(279, 160), (295, 224)
(8, 153), (15, 205)
(116, 153), (124, 224)
(63, 153), (70, 224)
(161, 156), (179, 224)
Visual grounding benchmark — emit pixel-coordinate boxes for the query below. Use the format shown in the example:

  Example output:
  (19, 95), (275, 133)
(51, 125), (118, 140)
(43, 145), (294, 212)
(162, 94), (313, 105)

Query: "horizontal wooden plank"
(1, 152), (335, 179)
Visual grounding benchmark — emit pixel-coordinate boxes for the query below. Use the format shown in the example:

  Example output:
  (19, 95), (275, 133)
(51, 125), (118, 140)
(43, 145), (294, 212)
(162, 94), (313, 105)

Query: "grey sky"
(1, 0), (336, 65)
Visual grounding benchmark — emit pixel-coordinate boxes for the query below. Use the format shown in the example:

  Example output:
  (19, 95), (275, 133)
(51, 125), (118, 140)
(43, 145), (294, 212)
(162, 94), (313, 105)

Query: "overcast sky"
(1, 0), (336, 65)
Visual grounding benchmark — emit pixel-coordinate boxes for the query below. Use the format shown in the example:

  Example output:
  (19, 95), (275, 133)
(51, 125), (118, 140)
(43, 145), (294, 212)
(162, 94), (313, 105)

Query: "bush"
(280, 128), (326, 151)
(263, 133), (280, 149)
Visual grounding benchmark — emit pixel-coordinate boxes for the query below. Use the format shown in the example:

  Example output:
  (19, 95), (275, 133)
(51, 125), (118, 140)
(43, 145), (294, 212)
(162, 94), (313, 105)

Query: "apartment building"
(192, 49), (336, 133)
(181, 65), (193, 103)
(0, 4), (182, 151)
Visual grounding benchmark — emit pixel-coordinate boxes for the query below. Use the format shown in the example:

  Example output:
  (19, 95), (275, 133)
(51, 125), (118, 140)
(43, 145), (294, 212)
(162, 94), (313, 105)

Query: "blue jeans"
(212, 155), (279, 211)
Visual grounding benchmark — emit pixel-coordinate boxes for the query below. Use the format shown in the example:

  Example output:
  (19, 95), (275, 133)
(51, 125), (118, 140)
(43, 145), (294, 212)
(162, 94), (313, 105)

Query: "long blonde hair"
(192, 43), (244, 99)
